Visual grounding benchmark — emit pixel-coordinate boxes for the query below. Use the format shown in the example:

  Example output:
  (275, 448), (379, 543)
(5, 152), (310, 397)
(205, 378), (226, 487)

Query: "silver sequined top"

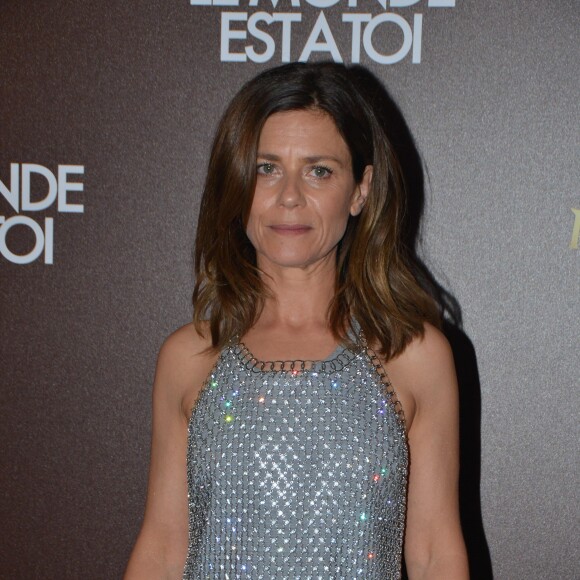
(183, 336), (408, 579)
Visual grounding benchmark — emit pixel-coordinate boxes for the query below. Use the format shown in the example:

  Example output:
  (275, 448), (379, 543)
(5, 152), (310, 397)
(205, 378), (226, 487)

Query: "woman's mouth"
(269, 224), (312, 235)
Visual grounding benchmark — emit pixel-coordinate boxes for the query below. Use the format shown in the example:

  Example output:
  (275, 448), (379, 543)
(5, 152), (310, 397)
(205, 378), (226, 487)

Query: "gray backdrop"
(1, 1), (578, 578)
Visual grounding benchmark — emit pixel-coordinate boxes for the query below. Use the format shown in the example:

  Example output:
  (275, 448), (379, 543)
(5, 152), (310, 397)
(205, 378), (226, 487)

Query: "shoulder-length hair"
(193, 62), (440, 359)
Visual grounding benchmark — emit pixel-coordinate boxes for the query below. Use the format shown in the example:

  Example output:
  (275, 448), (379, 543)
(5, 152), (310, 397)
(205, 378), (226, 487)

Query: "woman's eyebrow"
(302, 155), (344, 166)
(256, 152), (280, 161)
(256, 152), (345, 166)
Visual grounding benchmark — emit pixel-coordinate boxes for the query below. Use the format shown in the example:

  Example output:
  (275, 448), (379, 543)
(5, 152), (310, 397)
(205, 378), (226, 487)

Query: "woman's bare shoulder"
(160, 321), (212, 357)
(383, 323), (457, 425)
(154, 322), (219, 412)
(397, 322), (453, 368)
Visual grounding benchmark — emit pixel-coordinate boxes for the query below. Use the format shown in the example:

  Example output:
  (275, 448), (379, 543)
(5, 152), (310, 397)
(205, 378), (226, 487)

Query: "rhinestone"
(184, 333), (408, 578)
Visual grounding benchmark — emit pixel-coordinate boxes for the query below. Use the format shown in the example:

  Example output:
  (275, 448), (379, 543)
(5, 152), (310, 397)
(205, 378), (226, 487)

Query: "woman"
(125, 62), (468, 579)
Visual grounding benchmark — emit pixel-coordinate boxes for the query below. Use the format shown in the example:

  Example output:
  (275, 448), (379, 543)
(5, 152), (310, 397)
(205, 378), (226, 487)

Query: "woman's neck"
(242, 256), (340, 360)
(257, 257), (336, 331)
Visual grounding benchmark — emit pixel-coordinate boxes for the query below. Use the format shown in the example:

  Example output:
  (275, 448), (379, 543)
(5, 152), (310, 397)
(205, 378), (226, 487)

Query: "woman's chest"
(187, 359), (408, 493)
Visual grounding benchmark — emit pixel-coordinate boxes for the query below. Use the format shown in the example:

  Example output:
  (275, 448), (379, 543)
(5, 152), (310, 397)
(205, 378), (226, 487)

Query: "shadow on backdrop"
(351, 66), (493, 580)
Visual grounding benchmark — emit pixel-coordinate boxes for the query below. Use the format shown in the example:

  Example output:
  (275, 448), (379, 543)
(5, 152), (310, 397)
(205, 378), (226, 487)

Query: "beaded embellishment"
(183, 336), (408, 579)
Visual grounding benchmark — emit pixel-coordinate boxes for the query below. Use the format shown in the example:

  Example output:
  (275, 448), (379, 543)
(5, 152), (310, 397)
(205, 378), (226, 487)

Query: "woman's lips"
(269, 224), (312, 235)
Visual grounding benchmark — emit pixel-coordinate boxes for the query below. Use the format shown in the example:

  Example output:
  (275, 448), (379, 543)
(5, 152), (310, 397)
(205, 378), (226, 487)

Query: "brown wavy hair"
(193, 62), (440, 359)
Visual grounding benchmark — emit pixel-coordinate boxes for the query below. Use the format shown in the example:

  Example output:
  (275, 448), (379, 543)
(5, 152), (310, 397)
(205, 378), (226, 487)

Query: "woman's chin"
(257, 251), (335, 272)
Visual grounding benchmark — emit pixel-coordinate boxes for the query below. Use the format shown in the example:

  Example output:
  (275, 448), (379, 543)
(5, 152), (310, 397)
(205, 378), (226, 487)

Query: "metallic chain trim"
(233, 341), (362, 374)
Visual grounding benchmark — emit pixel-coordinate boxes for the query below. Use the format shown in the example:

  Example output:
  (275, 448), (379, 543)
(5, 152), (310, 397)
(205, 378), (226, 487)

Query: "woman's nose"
(277, 173), (305, 208)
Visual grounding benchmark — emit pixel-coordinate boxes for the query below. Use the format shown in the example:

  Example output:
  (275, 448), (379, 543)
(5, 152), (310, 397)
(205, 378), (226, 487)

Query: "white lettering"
(348, 0), (387, 9)
(412, 13), (422, 63)
(342, 14), (371, 64)
(210, 4), (450, 64)
(247, 13), (276, 62)
(0, 163), (20, 212)
(304, 0), (340, 8)
(249, 0), (300, 8)
(57, 165), (84, 213)
(44, 217), (54, 264)
(21, 164), (57, 211)
(363, 13), (413, 64)
(221, 12), (248, 62)
(273, 13), (302, 62)
(428, 0), (455, 7)
(0, 164), (84, 264)
(0, 215), (45, 265)
(390, 0), (420, 7)
(299, 12), (342, 62)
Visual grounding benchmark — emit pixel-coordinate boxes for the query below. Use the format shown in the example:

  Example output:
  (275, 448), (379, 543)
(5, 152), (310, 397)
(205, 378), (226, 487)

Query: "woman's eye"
(310, 165), (333, 178)
(257, 163), (275, 175)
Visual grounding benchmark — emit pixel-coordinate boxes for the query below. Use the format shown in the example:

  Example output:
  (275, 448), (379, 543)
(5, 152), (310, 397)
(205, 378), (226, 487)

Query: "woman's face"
(246, 109), (372, 274)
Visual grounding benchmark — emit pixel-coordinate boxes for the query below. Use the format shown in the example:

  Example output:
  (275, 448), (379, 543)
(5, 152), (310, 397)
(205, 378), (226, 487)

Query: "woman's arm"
(387, 323), (469, 580)
(124, 324), (215, 580)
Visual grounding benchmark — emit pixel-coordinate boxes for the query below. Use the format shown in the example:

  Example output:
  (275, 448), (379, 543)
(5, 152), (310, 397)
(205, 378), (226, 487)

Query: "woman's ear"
(350, 165), (373, 216)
